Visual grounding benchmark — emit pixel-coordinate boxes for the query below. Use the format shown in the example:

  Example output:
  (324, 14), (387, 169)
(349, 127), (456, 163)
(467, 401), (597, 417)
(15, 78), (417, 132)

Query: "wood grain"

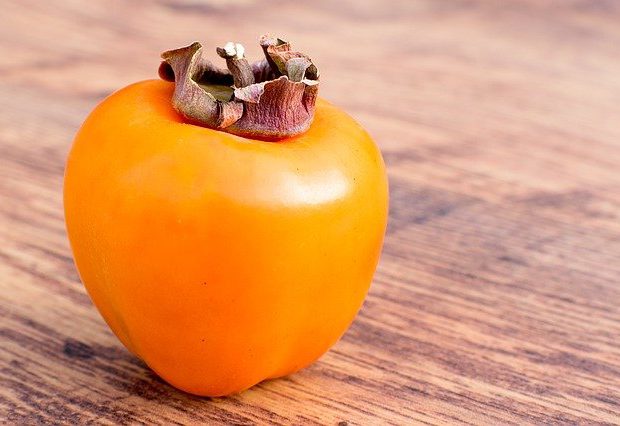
(2, 0), (620, 424)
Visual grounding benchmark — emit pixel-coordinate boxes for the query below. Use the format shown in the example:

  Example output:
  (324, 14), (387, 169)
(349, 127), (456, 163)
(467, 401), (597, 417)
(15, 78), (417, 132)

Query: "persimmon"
(64, 35), (388, 396)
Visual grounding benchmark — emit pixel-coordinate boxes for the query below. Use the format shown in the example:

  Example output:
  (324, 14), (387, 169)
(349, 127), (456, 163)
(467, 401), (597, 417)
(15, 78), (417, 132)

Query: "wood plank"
(1, 0), (619, 423)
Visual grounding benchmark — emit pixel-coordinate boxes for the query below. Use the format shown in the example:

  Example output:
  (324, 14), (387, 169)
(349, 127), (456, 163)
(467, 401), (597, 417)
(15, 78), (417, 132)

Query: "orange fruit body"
(64, 79), (388, 396)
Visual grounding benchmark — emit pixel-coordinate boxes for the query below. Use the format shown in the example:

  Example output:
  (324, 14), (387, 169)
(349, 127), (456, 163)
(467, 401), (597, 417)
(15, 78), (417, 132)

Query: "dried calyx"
(158, 35), (319, 140)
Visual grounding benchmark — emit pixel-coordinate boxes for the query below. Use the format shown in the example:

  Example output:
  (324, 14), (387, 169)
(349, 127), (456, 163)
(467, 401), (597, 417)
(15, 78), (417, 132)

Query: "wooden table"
(2, 1), (620, 424)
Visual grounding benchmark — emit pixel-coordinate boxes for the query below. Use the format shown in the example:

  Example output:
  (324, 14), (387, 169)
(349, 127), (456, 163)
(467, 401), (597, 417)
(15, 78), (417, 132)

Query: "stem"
(159, 35), (320, 140)
(216, 42), (255, 88)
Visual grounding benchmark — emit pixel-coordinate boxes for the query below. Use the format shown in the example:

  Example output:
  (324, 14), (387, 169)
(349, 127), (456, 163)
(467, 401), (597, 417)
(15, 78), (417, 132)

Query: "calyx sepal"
(159, 35), (319, 140)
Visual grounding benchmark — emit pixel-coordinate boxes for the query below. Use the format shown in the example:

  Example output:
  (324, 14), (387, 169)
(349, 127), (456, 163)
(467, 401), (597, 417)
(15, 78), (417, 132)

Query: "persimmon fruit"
(64, 36), (388, 396)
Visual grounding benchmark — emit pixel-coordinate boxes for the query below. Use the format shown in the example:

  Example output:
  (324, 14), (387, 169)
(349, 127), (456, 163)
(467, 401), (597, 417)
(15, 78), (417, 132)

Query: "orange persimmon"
(64, 36), (388, 396)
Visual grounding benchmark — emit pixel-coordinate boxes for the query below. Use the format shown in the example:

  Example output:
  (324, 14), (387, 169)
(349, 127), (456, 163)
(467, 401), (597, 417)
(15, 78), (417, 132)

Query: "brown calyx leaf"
(159, 35), (319, 140)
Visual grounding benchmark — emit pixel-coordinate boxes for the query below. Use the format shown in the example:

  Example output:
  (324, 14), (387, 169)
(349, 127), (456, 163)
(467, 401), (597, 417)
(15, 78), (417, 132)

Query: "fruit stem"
(216, 42), (255, 88)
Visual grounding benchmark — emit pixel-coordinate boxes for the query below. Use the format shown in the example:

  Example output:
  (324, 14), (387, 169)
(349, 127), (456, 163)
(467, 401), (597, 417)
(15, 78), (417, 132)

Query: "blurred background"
(2, 0), (619, 424)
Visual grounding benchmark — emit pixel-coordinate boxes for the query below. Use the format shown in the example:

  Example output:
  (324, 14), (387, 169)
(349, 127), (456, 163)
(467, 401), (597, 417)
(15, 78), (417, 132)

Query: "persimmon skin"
(64, 79), (388, 396)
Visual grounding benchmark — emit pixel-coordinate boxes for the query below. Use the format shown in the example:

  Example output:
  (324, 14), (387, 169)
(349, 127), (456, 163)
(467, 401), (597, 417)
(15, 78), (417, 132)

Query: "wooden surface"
(2, 0), (620, 424)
